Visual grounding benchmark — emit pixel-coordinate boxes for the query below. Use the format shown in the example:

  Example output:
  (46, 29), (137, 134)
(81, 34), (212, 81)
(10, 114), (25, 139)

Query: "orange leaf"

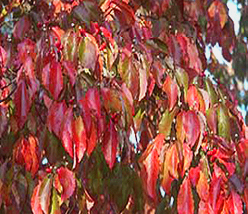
(208, 0), (227, 28)
(196, 171), (209, 202)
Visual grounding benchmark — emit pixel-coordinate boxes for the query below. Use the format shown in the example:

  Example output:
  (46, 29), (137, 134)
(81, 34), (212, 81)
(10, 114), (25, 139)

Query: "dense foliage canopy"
(0, 0), (248, 213)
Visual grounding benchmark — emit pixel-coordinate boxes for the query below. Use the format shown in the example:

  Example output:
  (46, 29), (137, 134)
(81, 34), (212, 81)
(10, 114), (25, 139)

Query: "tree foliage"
(0, 0), (248, 213)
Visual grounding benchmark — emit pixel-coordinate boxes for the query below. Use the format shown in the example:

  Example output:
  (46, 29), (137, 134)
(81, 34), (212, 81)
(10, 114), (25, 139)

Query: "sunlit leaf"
(14, 135), (39, 176)
(197, 171), (209, 202)
(177, 177), (194, 214)
(57, 167), (76, 202)
(140, 134), (164, 200)
(208, 0), (228, 28)
(226, 190), (243, 213)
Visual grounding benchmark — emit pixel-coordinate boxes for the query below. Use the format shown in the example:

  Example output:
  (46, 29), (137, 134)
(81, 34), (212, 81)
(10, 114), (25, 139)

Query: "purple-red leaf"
(42, 60), (63, 100)
(14, 78), (30, 128)
(13, 16), (30, 40)
(102, 120), (118, 169)
(61, 107), (74, 158)
(85, 88), (101, 118)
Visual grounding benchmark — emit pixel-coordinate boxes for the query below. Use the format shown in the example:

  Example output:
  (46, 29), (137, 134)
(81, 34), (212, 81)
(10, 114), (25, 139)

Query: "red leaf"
(0, 46), (7, 73)
(187, 85), (201, 111)
(42, 59), (63, 100)
(14, 79), (30, 128)
(226, 190), (243, 214)
(14, 135), (40, 176)
(182, 143), (193, 176)
(102, 120), (118, 169)
(62, 61), (76, 85)
(57, 167), (76, 202)
(198, 200), (214, 214)
(183, 110), (201, 147)
(47, 101), (67, 137)
(176, 112), (186, 144)
(101, 88), (122, 113)
(23, 57), (39, 99)
(177, 177), (194, 214)
(162, 75), (178, 110)
(72, 116), (87, 163)
(176, 33), (202, 74)
(17, 39), (36, 63)
(189, 166), (200, 187)
(140, 143), (159, 200)
(85, 88), (101, 118)
(31, 182), (43, 214)
(140, 134), (164, 199)
(166, 143), (179, 179)
(61, 107), (74, 158)
(86, 119), (97, 156)
(209, 176), (224, 213)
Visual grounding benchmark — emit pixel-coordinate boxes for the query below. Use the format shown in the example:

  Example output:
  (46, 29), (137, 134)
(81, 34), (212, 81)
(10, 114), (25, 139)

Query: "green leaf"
(146, 38), (168, 53)
(51, 188), (61, 214)
(175, 68), (189, 100)
(159, 107), (178, 137)
(205, 79), (218, 106)
(217, 104), (231, 140)
(39, 175), (52, 214)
